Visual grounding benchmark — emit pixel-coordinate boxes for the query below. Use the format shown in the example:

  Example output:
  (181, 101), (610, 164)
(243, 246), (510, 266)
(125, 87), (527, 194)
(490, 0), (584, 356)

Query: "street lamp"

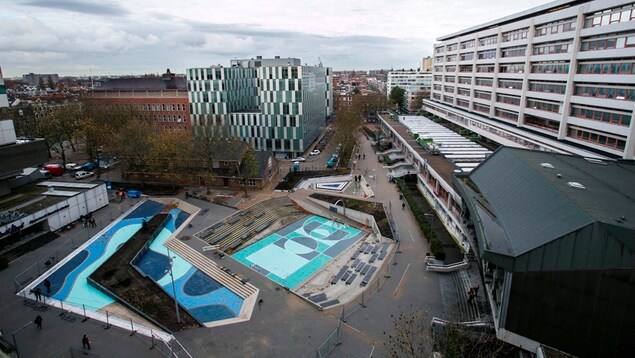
(165, 248), (181, 324)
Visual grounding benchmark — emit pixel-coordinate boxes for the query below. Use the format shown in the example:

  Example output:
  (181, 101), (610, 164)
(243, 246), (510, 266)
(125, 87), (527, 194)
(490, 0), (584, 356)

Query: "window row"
(478, 49), (497, 59)
(580, 32), (635, 51)
(460, 52), (474, 61)
(584, 3), (635, 28)
(475, 78), (493, 87)
(525, 115), (560, 132)
(501, 46), (526, 58)
(459, 65), (473, 72)
(473, 103), (490, 113)
(567, 126), (626, 150)
(531, 61), (570, 74)
(479, 36), (498, 46)
(577, 60), (635, 74)
(574, 84), (635, 101)
(570, 105), (631, 126)
(533, 41), (573, 55)
(500, 63), (525, 73)
(120, 103), (187, 112)
(528, 81), (567, 94)
(457, 99), (470, 108)
(458, 88), (471, 96)
(447, 43), (458, 52)
(499, 79), (523, 90)
(535, 18), (576, 37)
(458, 77), (471, 85)
(527, 99), (561, 113)
(497, 94), (521, 105)
(502, 28), (529, 42)
(495, 108), (519, 121)
(477, 64), (495, 73)
(146, 114), (185, 123)
(474, 90), (491, 100)
(461, 40), (475, 49)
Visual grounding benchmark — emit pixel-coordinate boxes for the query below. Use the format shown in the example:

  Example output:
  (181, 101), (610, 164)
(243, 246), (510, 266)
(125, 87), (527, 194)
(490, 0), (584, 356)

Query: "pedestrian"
(90, 217), (96, 228)
(34, 315), (43, 329)
(185, 189), (189, 199)
(82, 334), (91, 350)
(399, 194), (403, 200)
(258, 298), (263, 307)
(402, 203), (406, 210)
(34, 287), (42, 302)
(363, 153), (365, 160)
(44, 279), (51, 293)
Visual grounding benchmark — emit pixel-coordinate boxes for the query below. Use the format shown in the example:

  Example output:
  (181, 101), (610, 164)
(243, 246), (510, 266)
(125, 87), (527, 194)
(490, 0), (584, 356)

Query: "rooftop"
(458, 147), (635, 257)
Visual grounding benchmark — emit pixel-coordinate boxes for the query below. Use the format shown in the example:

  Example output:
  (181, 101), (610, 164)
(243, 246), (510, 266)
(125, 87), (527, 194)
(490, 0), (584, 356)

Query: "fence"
(315, 239), (399, 357)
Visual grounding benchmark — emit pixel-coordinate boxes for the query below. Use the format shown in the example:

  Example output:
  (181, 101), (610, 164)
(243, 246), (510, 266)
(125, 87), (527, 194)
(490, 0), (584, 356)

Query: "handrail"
(426, 259), (469, 272)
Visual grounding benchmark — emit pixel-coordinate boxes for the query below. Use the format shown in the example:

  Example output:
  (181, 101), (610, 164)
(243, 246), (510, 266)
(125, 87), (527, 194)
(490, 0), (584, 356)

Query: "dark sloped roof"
(93, 77), (186, 91)
(464, 147), (635, 256)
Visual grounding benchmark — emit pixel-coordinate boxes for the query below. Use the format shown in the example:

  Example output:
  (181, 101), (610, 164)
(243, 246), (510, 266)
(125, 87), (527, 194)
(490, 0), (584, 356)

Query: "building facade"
(84, 70), (190, 131)
(0, 67), (8, 108)
(187, 57), (332, 157)
(387, 70), (432, 111)
(426, 0), (635, 160)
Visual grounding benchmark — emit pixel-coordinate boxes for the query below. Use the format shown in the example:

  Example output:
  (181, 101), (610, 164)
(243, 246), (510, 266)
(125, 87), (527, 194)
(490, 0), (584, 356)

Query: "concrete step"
(166, 239), (256, 299)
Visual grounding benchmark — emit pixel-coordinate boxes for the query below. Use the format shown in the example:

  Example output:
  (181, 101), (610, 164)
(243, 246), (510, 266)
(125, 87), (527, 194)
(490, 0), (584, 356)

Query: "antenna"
(318, 57), (323, 67)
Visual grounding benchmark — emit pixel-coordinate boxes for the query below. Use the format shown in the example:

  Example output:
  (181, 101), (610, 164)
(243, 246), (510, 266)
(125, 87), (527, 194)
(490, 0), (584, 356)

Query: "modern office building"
(426, 0), (635, 160)
(84, 70), (190, 131)
(387, 69), (432, 111)
(187, 56), (332, 157)
(453, 147), (635, 357)
(0, 67), (8, 108)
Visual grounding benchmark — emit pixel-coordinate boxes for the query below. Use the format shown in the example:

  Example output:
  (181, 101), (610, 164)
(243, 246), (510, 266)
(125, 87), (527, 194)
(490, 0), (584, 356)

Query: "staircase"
(449, 269), (481, 322)
(165, 238), (257, 300)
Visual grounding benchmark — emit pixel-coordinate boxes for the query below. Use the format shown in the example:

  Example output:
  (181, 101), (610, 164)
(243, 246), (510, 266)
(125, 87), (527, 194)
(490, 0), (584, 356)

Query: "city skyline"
(2, 0), (549, 77)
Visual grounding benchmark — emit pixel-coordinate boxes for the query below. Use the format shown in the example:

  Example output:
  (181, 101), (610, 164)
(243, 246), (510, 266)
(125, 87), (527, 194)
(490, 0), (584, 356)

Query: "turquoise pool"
(233, 215), (366, 289)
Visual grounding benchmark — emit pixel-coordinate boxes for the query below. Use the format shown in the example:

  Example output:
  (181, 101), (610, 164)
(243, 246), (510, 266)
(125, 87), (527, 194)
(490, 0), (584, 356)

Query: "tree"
(332, 109), (362, 165)
(383, 306), (431, 358)
(37, 77), (45, 90)
(409, 91), (429, 113)
(47, 75), (54, 90)
(236, 145), (259, 196)
(116, 119), (154, 181)
(389, 86), (406, 110)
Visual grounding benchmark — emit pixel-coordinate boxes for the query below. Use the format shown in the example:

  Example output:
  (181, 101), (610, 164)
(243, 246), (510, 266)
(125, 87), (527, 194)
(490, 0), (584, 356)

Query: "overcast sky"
(1, 0), (551, 77)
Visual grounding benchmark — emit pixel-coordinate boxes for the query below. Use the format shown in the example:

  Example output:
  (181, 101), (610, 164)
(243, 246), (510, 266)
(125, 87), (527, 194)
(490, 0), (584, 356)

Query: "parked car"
(293, 156), (306, 162)
(38, 169), (52, 179)
(80, 162), (98, 171)
(65, 162), (80, 171)
(310, 149), (321, 156)
(43, 164), (64, 176)
(74, 171), (94, 180)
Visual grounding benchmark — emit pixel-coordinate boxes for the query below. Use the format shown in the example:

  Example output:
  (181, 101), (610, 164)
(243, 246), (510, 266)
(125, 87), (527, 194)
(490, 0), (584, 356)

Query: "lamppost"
(165, 248), (181, 324)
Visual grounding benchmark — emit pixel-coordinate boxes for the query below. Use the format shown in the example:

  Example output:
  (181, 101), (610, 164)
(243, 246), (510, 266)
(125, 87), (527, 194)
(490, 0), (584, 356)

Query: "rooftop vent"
(540, 162), (554, 169)
(567, 181), (586, 189)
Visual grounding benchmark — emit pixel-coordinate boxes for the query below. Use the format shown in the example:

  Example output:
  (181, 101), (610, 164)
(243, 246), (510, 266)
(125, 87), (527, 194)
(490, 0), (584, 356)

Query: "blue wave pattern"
(35, 201), (244, 324)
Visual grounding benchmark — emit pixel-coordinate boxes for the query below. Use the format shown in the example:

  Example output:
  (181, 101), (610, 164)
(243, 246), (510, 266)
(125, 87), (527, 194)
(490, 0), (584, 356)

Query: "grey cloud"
(22, 0), (129, 16)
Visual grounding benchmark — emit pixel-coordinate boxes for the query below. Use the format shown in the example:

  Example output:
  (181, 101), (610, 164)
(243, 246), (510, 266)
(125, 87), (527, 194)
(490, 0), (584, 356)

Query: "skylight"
(540, 162), (554, 168)
(567, 182), (586, 189)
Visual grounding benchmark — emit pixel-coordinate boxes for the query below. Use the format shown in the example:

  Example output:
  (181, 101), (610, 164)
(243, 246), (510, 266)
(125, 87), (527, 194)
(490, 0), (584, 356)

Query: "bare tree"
(383, 306), (431, 358)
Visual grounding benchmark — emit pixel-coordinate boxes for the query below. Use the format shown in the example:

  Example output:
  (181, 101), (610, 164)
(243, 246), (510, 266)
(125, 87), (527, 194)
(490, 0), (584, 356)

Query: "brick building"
(84, 70), (190, 131)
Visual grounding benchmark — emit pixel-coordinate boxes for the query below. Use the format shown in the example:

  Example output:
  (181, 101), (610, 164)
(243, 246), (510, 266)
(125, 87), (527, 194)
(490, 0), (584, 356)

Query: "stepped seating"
(165, 238), (257, 299)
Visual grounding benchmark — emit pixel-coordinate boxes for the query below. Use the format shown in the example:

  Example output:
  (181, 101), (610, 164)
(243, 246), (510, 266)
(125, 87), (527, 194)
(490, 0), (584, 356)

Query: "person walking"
(82, 334), (91, 350)
(34, 315), (43, 329)
(402, 202), (406, 210)
(34, 287), (42, 302)
(43, 279), (51, 294)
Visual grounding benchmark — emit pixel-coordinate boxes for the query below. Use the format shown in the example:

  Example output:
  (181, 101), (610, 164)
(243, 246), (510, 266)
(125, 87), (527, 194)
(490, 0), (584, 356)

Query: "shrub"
(396, 178), (446, 259)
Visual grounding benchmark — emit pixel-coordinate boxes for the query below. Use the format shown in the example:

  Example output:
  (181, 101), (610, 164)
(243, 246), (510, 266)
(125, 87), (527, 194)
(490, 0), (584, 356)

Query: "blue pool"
(31, 200), (244, 325)
(233, 215), (366, 289)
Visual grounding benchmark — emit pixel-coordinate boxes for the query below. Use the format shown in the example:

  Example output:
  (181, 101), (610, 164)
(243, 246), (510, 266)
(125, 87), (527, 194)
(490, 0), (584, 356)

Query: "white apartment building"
(425, 0), (635, 160)
(387, 70), (432, 111)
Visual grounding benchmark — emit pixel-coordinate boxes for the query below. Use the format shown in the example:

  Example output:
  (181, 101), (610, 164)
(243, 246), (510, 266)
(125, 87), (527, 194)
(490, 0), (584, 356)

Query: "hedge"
(396, 178), (446, 260)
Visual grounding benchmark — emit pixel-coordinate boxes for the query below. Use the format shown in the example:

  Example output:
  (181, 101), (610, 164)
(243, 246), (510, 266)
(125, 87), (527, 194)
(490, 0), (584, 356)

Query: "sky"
(1, 0), (552, 78)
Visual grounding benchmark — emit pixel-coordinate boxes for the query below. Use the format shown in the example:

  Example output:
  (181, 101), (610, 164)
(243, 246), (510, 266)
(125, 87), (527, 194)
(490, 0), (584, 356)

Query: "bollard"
(149, 329), (156, 349)
(129, 318), (136, 336)
(82, 304), (89, 322)
(104, 311), (111, 329)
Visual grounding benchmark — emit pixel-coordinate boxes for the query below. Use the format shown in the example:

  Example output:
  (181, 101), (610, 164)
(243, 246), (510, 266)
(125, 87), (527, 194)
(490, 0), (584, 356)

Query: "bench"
(378, 251), (387, 260)
(240, 232), (251, 240)
(229, 240), (242, 250)
(211, 222), (224, 230)
(369, 254), (378, 263)
(355, 263), (365, 272)
(370, 246), (378, 254)
(243, 220), (254, 227)
(239, 211), (250, 217)
(228, 217), (240, 225)
(255, 222), (271, 233)
(345, 273), (357, 285)
(210, 231), (231, 244)
(360, 264), (371, 275)
(341, 271), (351, 282)
(254, 212), (265, 218)
(363, 246), (372, 254)
(351, 251), (360, 260)
(330, 266), (349, 284)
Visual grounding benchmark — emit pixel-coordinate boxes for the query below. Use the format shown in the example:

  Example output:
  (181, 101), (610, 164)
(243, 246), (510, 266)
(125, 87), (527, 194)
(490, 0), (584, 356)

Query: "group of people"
(80, 213), (96, 228)
(467, 285), (480, 304)
(32, 315), (91, 350)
